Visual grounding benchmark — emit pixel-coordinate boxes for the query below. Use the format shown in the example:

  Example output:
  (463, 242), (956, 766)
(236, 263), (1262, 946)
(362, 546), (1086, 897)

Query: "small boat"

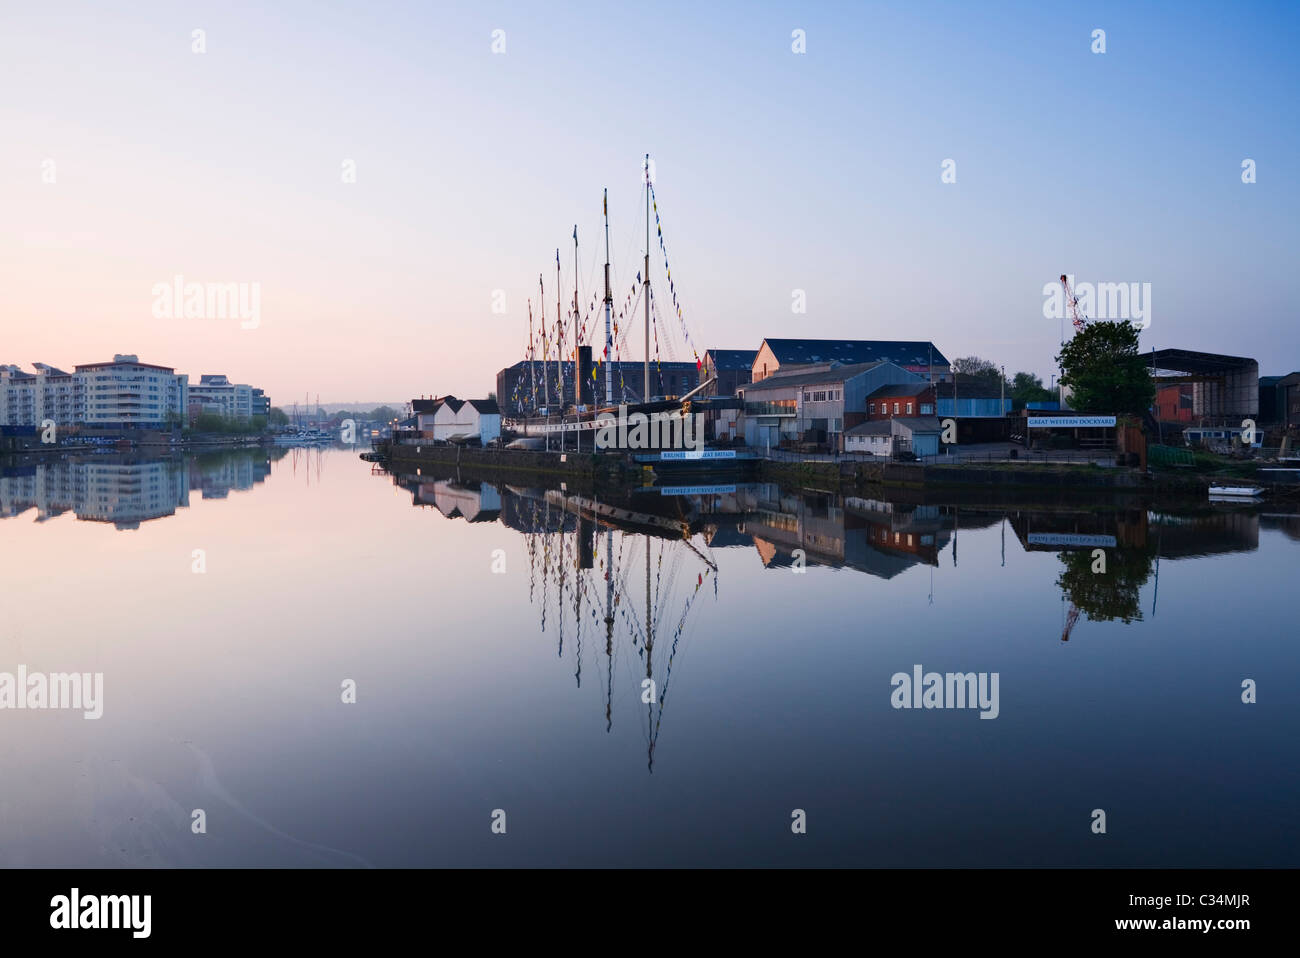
(1208, 484), (1263, 499)
(506, 437), (545, 450)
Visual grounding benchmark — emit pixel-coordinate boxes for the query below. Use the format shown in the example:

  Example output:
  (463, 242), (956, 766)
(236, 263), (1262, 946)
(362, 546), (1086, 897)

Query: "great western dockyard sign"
(1026, 416), (1117, 428)
(1027, 533), (1118, 547)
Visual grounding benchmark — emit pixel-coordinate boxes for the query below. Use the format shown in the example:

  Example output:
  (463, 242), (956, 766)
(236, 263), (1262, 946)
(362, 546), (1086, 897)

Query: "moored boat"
(1208, 484), (1263, 499)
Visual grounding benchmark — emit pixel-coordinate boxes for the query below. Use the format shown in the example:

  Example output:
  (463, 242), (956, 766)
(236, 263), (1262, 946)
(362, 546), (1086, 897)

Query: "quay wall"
(383, 442), (627, 484)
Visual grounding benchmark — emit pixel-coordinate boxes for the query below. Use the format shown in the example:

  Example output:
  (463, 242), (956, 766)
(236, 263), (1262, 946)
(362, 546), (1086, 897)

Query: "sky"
(2, 0), (1297, 406)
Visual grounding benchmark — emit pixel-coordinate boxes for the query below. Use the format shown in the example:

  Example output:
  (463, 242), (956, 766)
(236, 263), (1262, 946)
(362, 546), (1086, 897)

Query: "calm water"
(1, 446), (1297, 867)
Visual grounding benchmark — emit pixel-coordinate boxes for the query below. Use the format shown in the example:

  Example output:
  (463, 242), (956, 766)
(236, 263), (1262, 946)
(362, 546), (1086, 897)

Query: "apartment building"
(0, 363), (83, 427)
(188, 374), (256, 423)
(1, 356), (270, 431)
(74, 355), (189, 429)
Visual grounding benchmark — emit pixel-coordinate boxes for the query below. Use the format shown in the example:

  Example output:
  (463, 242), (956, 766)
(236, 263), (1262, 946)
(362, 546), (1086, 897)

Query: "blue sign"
(658, 449), (737, 461)
(660, 484), (737, 496)
(1027, 416), (1116, 428)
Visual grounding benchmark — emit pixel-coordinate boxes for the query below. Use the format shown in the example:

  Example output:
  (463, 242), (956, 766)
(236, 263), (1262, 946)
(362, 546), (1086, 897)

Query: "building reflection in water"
(390, 467), (1287, 770)
(0, 448), (283, 530)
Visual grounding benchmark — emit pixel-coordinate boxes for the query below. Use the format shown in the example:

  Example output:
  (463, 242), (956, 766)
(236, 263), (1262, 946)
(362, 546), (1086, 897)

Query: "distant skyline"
(3, 1), (1297, 403)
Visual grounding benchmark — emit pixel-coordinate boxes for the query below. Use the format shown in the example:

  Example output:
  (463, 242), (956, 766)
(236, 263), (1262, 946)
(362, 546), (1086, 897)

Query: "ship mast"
(643, 154), (651, 402)
(603, 188), (613, 407)
(540, 273), (549, 449)
(556, 250), (563, 446)
(604, 521), (614, 732)
(641, 155), (655, 726)
(573, 225), (580, 452)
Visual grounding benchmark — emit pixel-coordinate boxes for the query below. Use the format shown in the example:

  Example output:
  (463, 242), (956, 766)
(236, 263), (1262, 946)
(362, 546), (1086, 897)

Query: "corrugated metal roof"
(742, 362), (884, 393)
(891, 416), (944, 433)
(845, 420), (893, 436)
(705, 348), (758, 370)
(936, 376), (1004, 399)
(763, 338), (950, 368)
(866, 381), (933, 399)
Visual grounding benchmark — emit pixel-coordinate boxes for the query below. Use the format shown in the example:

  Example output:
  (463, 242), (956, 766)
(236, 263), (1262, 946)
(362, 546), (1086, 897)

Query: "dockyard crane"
(1062, 602), (1080, 642)
(1060, 274), (1089, 331)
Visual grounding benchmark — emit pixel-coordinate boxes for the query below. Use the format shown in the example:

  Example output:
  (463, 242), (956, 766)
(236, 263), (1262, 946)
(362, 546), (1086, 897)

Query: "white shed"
(433, 398), (501, 444)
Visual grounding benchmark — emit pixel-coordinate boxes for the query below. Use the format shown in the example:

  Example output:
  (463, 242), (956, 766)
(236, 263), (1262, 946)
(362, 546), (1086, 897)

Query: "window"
(893, 402), (900, 414)
(907, 402), (913, 414)
(920, 403), (934, 415)
(804, 392), (811, 402)
(869, 402), (875, 414)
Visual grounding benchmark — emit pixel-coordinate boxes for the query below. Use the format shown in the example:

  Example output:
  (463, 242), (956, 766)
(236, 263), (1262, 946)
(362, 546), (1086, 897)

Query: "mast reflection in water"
(1, 447), (1296, 867)
(399, 472), (719, 773)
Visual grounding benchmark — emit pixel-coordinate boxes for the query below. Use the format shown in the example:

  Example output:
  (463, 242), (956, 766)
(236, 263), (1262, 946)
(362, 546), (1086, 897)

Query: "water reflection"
(387, 465), (1293, 771)
(0, 447), (311, 529)
(395, 471), (717, 773)
(3, 447), (1297, 865)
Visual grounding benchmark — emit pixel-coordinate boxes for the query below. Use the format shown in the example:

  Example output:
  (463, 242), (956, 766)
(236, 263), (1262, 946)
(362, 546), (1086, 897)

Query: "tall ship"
(502, 155), (713, 448)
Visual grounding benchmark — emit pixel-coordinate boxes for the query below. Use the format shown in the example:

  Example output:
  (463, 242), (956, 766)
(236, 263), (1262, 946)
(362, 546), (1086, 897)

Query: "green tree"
(1056, 321), (1155, 416)
(268, 407), (290, 427)
(952, 356), (1008, 391)
(1056, 547), (1153, 625)
(1010, 371), (1054, 409)
(190, 413), (268, 435)
(369, 405), (399, 423)
(193, 412), (228, 433)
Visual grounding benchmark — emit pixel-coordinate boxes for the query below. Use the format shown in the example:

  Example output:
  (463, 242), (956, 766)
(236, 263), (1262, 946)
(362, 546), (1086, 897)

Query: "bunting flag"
(509, 196), (701, 409)
(647, 183), (702, 377)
